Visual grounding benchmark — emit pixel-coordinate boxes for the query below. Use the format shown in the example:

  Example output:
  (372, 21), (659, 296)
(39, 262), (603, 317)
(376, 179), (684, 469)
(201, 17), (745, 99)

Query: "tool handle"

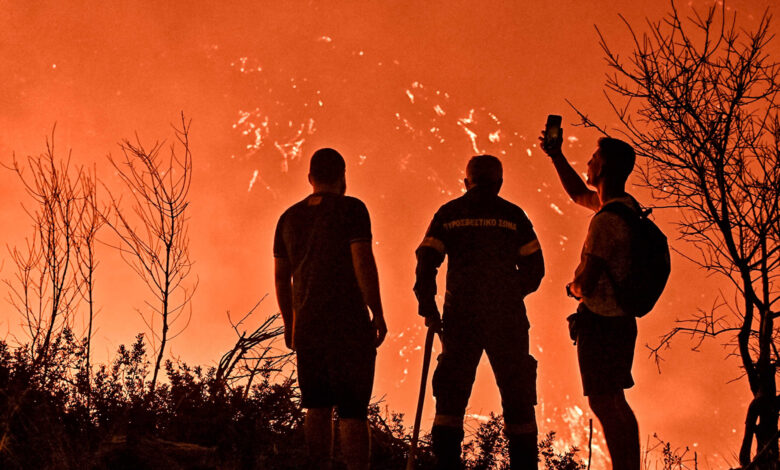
(405, 327), (437, 470)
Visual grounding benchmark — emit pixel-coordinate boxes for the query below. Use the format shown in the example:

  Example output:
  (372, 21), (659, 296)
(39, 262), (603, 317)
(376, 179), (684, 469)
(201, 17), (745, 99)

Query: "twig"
(587, 418), (593, 470)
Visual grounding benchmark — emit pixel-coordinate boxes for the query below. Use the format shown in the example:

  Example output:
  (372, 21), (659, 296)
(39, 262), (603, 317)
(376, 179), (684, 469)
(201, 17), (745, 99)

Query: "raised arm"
(539, 129), (600, 211)
(351, 241), (388, 347)
(274, 257), (295, 350)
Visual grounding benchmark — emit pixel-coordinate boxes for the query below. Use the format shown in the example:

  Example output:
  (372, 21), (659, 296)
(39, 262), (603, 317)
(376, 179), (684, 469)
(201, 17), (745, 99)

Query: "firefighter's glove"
(418, 298), (441, 333)
(424, 314), (442, 334)
(418, 297), (440, 319)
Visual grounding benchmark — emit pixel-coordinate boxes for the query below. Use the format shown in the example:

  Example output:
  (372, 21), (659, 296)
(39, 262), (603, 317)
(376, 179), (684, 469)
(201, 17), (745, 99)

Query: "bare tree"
(4, 133), (84, 368)
(103, 114), (196, 391)
(1, 133), (106, 450)
(73, 167), (104, 391)
(571, 3), (780, 467)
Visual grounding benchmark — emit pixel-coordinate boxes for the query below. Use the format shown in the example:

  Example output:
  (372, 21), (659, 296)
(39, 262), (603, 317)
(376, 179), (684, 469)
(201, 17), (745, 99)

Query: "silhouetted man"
(274, 148), (388, 470)
(415, 155), (544, 470)
(541, 133), (641, 470)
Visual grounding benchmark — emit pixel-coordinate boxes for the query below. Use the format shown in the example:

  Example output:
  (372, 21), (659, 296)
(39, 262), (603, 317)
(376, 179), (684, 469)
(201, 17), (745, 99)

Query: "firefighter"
(414, 154), (545, 469)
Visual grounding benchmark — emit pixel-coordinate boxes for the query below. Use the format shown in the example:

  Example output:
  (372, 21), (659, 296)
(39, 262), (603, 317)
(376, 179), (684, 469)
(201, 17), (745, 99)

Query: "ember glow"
(1, 1), (777, 467)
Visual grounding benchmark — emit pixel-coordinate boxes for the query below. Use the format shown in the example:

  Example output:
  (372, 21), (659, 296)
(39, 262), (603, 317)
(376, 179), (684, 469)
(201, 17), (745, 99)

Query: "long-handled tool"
(405, 326), (437, 470)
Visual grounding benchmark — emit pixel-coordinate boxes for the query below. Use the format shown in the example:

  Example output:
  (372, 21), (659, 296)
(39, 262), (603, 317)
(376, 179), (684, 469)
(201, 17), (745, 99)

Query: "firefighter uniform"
(415, 186), (544, 469)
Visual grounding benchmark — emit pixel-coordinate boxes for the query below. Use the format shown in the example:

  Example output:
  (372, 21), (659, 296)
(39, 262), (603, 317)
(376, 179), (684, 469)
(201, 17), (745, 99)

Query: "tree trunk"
(753, 345), (778, 468)
(740, 306), (778, 469)
(754, 244), (778, 469)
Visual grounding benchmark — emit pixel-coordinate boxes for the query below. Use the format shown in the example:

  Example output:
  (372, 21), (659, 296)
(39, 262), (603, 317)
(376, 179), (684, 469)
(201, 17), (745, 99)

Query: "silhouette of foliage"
(463, 413), (509, 470)
(103, 113), (197, 392)
(642, 434), (699, 470)
(4, 133), (88, 370)
(457, 414), (586, 470)
(538, 432), (586, 470)
(0, 125), (592, 469)
(0, 322), (593, 469)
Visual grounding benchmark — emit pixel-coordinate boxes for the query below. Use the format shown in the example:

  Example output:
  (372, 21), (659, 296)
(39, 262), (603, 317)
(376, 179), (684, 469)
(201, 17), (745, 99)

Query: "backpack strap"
(597, 199), (646, 221)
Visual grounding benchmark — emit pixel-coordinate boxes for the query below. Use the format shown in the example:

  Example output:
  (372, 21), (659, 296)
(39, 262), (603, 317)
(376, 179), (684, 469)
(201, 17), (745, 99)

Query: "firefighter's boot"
(507, 433), (538, 470)
(432, 425), (464, 470)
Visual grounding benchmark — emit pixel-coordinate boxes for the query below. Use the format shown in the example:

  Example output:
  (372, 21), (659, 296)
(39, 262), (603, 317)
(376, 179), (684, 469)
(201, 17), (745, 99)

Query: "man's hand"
(283, 328), (295, 351)
(571, 254), (606, 300)
(351, 241), (388, 347)
(537, 127), (601, 211)
(566, 282), (583, 300)
(373, 315), (388, 347)
(418, 298), (442, 333)
(418, 297), (440, 320)
(424, 314), (442, 334)
(538, 128), (564, 158)
(274, 257), (296, 351)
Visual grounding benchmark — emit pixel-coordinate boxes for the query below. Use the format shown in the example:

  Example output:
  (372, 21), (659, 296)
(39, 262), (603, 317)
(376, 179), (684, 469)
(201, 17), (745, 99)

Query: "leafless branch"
(101, 113), (196, 391)
(580, 2), (780, 464)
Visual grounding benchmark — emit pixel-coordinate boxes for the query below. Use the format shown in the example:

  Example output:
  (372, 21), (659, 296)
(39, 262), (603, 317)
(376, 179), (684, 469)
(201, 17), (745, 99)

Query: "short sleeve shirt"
(577, 195), (638, 317)
(274, 193), (373, 349)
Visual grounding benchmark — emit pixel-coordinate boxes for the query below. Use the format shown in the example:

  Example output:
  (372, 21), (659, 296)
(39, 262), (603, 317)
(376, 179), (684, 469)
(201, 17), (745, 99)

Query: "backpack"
(598, 201), (671, 317)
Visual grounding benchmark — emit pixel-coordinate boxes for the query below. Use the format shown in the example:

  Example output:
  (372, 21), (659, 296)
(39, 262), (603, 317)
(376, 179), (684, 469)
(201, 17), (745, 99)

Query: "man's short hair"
(466, 154), (503, 188)
(309, 148), (346, 184)
(597, 137), (635, 184)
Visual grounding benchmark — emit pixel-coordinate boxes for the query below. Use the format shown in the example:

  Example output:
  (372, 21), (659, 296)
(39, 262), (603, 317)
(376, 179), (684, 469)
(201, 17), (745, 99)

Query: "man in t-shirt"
(274, 148), (387, 470)
(414, 155), (544, 470)
(541, 132), (641, 470)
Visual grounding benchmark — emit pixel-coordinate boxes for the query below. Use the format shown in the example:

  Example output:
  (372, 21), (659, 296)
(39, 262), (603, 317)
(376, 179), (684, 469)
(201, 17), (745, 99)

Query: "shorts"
(296, 343), (376, 420)
(576, 304), (637, 396)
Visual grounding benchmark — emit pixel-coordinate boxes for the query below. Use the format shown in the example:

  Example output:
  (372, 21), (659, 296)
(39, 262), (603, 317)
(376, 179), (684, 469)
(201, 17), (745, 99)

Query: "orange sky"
(1, 1), (777, 467)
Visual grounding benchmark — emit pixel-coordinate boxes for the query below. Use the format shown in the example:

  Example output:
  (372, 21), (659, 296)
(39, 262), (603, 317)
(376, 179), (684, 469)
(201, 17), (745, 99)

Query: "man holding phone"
(540, 118), (641, 470)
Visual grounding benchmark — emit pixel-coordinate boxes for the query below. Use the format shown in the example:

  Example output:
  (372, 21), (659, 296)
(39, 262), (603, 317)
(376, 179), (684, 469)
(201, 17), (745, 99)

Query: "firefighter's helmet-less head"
(465, 154), (503, 194)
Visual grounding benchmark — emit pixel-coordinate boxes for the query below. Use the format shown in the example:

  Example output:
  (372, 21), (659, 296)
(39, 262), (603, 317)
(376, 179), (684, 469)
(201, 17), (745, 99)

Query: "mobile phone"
(544, 114), (562, 147)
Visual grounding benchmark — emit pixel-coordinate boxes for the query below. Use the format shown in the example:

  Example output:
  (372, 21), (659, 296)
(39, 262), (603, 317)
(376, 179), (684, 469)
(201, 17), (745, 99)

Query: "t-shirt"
(273, 193), (373, 349)
(578, 195), (639, 317)
(416, 188), (542, 310)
